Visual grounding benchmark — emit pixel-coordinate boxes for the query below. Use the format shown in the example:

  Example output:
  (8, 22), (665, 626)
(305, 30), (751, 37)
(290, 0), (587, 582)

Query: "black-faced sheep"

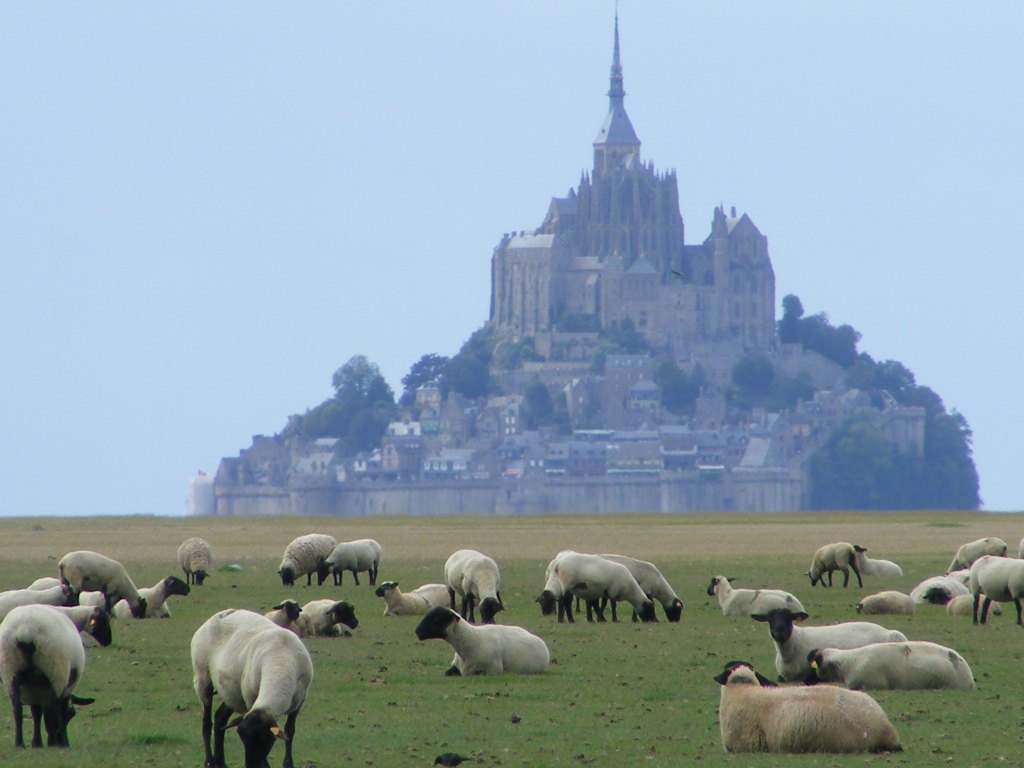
(909, 575), (970, 605)
(706, 576), (804, 617)
(57, 551), (147, 617)
(319, 538), (382, 586)
(177, 538), (213, 586)
(375, 582), (449, 616)
(294, 600), (358, 638)
(852, 546), (903, 577)
(112, 575), (190, 619)
(948, 537), (1008, 574)
(856, 591), (914, 615)
(807, 543), (862, 588)
(265, 600), (303, 631)
(969, 554), (1024, 624)
(278, 534), (337, 587)
(414, 606), (549, 676)
(444, 549), (503, 624)
(543, 551), (656, 623)
(807, 642), (974, 690)
(597, 554), (683, 622)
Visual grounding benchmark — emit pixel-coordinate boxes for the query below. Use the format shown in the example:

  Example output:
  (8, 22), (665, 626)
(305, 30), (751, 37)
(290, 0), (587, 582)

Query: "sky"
(1, 4), (1022, 515)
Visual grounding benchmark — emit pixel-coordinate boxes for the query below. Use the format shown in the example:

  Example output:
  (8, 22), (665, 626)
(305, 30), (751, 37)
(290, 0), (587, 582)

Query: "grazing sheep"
(946, 594), (1001, 617)
(191, 609), (313, 768)
(947, 537), (1008, 573)
(909, 575), (970, 605)
(715, 660), (901, 753)
(536, 551), (595, 623)
(57, 551), (147, 618)
(278, 534), (337, 587)
(807, 642), (974, 690)
(545, 551), (656, 623)
(969, 554), (1024, 625)
(807, 543), (862, 588)
(0, 605), (98, 748)
(265, 600), (302, 631)
(319, 539), (382, 586)
(414, 606), (549, 676)
(707, 576), (805, 617)
(111, 576), (190, 619)
(293, 600), (358, 638)
(752, 608), (907, 683)
(856, 591), (914, 616)
(852, 546), (903, 577)
(444, 549), (504, 624)
(0, 585), (75, 622)
(177, 538), (213, 586)
(375, 582), (450, 616)
(597, 554), (683, 622)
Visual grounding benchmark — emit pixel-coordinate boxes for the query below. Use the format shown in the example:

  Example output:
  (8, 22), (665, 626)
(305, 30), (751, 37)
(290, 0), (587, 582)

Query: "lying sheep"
(26, 578), (61, 591)
(320, 539), (382, 586)
(597, 554), (683, 622)
(111, 576), (190, 619)
(947, 569), (972, 586)
(294, 600), (358, 638)
(807, 543), (862, 588)
(970, 554), (1024, 625)
(546, 551), (656, 623)
(414, 606), (549, 676)
(177, 538), (213, 586)
(375, 582), (450, 616)
(946, 593), (1001, 617)
(856, 591), (914, 615)
(752, 608), (907, 683)
(191, 609), (313, 768)
(909, 575), (970, 606)
(807, 642), (974, 690)
(852, 546), (903, 577)
(715, 660), (901, 753)
(444, 549), (504, 624)
(948, 537), (1008, 573)
(57, 551), (147, 617)
(707, 576), (805, 617)
(0, 584), (75, 622)
(278, 534), (337, 587)
(265, 600), (302, 631)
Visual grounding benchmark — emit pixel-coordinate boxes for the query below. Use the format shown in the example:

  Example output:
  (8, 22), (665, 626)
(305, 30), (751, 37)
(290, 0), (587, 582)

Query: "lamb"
(946, 593), (1001, 617)
(177, 537), (213, 586)
(191, 608), (313, 768)
(0, 604), (99, 748)
(443, 549), (504, 624)
(111, 575), (190, 619)
(969, 554), (1024, 624)
(319, 538), (382, 586)
(807, 642), (975, 690)
(278, 533), (337, 587)
(265, 600), (303, 631)
(947, 536), (1008, 573)
(852, 546), (903, 577)
(375, 581), (450, 616)
(0, 584), (76, 622)
(751, 608), (907, 683)
(856, 591), (915, 615)
(57, 551), (147, 617)
(909, 575), (970, 605)
(597, 554), (683, 621)
(414, 606), (549, 676)
(807, 542), (862, 588)
(707, 576), (805, 617)
(715, 660), (901, 753)
(543, 551), (656, 623)
(293, 600), (358, 638)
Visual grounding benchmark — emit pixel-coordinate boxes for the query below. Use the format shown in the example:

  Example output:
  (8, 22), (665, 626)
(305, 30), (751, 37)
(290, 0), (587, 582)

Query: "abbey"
(490, 19), (776, 357)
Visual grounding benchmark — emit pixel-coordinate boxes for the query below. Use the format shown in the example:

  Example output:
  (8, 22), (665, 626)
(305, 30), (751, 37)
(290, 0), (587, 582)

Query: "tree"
(777, 294), (861, 368)
(441, 354), (492, 399)
(400, 353), (449, 405)
(654, 360), (700, 416)
(332, 355), (382, 399)
(778, 294), (804, 343)
(731, 354), (775, 396)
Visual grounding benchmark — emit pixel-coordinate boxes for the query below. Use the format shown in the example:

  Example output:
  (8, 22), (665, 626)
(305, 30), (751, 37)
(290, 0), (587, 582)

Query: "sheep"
(77, 592), (107, 610)
(856, 591), (915, 615)
(947, 569), (972, 586)
(707, 576), (805, 617)
(543, 551), (656, 623)
(111, 576), (190, 619)
(852, 546), (903, 577)
(177, 537), (213, 586)
(26, 578), (61, 591)
(969, 554), (1024, 625)
(414, 606), (549, 676)
(807, 542), (862, 588)
(946, 593), (1002, 617)
(807, 642), (975, 691)
(319, 538), (382, 587)
(947, 536), (1008, 573)
(57, 551), (147, 618)
(715, 660), (901, 753)
(536, 550), (586, 622)
(293, 600), (358, 638)
(751, 608), (907, 683)
(597, 554), (683, 622)
(375, 582), (450, 616)
(909, 575), (970, 605)
(444, 549), (504, 624)
(191, 608), (313, 768)
(0, 604), (99, 748)
(0, 584), (76, 622)
(265, 600), (303, 631)
(47, 605), (113, 648)
(278, 533), (337, 587)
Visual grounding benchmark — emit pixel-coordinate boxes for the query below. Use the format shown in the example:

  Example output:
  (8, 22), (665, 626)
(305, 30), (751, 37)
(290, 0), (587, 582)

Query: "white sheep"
(112, 575), (191, 619)
(0, 604), (98, 748)
(264, 600), (303, 631)
(751, 608), (908, 683)
(947, 569), (972, 586)
(852, 546), (903, 577)
(47, 605), (113, 647)
(597, 554), (683, 621)
(414, 606), (549, 676)
(545, 551), (656, 623)
(807, 642), (975, 690)
(706, 576), (805, 617)
(909, 575), (970, 605)
(57, 551), (147, 617)
(177, 538), (214, 586)
(947, 537), (1008, 573)
(946, 593), (1002, 617)
(191, 608), (313, 768)
(278, 534), (337, 587)
(320, 538), (382, 586)
(807, 542), (862, 588)
(856, 591), (915, 615)
(375, 582), (450, 616)
(969, 554), (1024, 624)
(443, 549), (504, 624)
(715, 660), (901, 753)
(26, 578), (61, 591)
(294, 600), (358, 638)
(0, 584), (75, 622)
(535, 551), (582, 622)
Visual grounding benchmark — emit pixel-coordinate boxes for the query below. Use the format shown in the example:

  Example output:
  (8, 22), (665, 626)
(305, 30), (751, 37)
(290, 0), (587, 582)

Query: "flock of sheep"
(2, 529), (1024, 762)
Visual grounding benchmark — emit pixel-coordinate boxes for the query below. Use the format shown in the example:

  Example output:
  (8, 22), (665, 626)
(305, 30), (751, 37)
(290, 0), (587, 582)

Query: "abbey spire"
(593, 13), (641, 174)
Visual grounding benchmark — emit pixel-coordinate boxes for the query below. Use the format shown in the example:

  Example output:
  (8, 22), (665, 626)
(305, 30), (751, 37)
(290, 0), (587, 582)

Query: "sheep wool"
(415, 607), (549, 676)
(948, 537), (1008, 574)
(856, 591), (914, 616)
(293, 600), (358, 638)
(375, 582), (450, 617)
(909, 576), (970, 605)
(278, 534), (337, 587)
(178, 538), (214, 586)
(807, 543), (862, 588)
(112, 576), (190, 619)
(321, 539), (382, 587)
(444, 549), (504, 624)
(707, 576), (805, 618)
(808, 642), (974, 691)
(946, 594), (1001, 617)
(57, 551), (147, 618)
(0, 585), (75, 623)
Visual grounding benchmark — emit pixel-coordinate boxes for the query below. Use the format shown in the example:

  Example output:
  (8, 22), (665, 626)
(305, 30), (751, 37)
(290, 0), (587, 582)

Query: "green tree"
(731, 354), (775, 396)
(654, 360), (700, 416)
(400, 353), (449, 405)
(778, 294), (803, 343)
(777, 294), (861, 368)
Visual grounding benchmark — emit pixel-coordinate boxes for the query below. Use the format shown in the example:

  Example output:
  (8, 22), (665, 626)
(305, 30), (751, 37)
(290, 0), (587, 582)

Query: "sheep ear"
(269, 726), (288, 742)
(854, 545), (866, 552)
(754, 672), (778, 688)
(726, 577), (736, 583)
(793, 612), (809, 622)
(272, 603), (287, 610)
(750, 614), (768, 622)
(222, 716), (243, 731)
(69, 695), (95, 705)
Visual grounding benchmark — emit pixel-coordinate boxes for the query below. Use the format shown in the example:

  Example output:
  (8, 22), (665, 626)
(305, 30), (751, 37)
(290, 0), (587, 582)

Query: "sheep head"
(374, 581), (399, 598)
(751, 608), (808, 644)
(415, 606), (459, 641)
(536, 590), (558, 616)
(223, 708), (286, 768)
(164, 576), (191, 597)
(278, 566), (296, 587)
(664, 599), (683, 622)
(479, 597), (503, 624)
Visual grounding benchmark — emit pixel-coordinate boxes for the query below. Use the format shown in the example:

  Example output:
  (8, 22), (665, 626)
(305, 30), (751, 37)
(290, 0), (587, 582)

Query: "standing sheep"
(715, 661), (901, 753)
(415, 606), (549, 676)
(807, 543), (862, 588)
(112, 576), (190, 619)
(294, 600), (358, 638)
(597, 554), (683, 622)
(536, 551), (590, 623)
(909, 575), (970, 605)
(177, 538), (213, 586)
(265, 600), (303, 631)
(807, 642), (974, 690)
(852, 546), (903, 577)
(969, 554), (1024, 625)
(707, 576), (805, 617)
(856, 591), (915, 615)
(444, 549), (504, 624)
(319, 539), (382, 587)
(57, 551), (147, 617)
(947, 537), (1008, 573)
(278, 534), (337, 587)
(545, 552), (656, 623)
(375, 582), (450, 616)
(0, 584), (76, 622)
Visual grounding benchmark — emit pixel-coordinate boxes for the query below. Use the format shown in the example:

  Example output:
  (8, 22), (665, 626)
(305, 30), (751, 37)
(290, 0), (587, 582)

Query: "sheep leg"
(305, 573), (313, 587)
(200, 694), (215, 766)
(212, 702), (233, 768)
(10, 679), (25, 748)
(575, 596), (581, 614)
(31, 704), (45, 748)
(592, 600), (607, 622)
(282, 709), (298, 768)
(826, 570), (833, 587)
(850, 561), (863, 588)
(334, 570), (342, 586)
(1016, 598), (1023, 627)
(352, 571), (360, 586)
(557, 593), (573, 623)
(585, 601), (594, 622)
(981, 597), (993, 625)
(610, 600), (619, 623)
(448, 588), (457, 610)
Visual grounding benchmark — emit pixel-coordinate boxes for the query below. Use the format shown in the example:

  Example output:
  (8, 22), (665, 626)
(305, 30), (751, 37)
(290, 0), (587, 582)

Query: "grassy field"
(0, 511), (1023, 768)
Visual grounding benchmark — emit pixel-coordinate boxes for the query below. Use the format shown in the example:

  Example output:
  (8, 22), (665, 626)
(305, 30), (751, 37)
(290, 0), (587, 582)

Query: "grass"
(0, 512), (1022, 767)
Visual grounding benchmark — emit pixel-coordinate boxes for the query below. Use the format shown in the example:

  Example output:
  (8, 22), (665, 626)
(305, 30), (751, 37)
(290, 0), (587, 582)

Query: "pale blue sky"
(1, 4), (1021, 514)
